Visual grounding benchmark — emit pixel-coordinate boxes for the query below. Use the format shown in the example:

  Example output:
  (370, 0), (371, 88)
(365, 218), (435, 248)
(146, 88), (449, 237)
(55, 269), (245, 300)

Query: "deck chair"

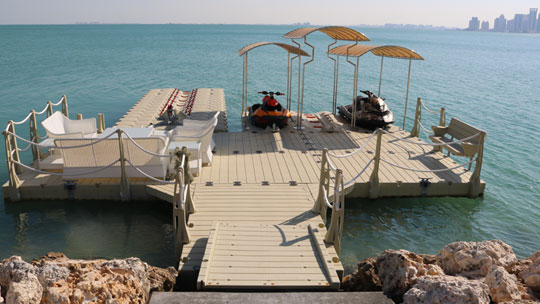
(41, 111), (97, 139)
(170, 112), (219, 165)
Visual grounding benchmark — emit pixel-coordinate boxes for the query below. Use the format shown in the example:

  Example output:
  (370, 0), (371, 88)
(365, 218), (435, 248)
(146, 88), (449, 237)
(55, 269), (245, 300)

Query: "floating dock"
(2, 88), (485, 290)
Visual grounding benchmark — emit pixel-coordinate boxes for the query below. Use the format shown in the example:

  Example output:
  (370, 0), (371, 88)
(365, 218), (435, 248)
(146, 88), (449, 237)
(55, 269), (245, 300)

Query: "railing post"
(324, 169), (345, 255)
(439, 107), (446, 127)
(368, 129), (383, 199)
(313, 148), (329, 223)
(29, 110), (42, 162)
(76, 114), (83, 120)
(3, 129), (21, 201)
(97, 113), (105, 134)
(410, 98), (422, 137)
(46, 101), (53, 117)
(181, 146), (195, 214)
(173, 162), (190, 260)
(61, 95), (69, 118)
(117, 129), (130, 201)
(469, 131), (486, 197)
(7, 121), (23, 174)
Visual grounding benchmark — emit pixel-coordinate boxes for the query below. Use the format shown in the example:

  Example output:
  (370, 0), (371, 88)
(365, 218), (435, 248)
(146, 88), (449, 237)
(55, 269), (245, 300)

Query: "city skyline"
(1, 0), (540, 29)
(468, 7), (539, 33)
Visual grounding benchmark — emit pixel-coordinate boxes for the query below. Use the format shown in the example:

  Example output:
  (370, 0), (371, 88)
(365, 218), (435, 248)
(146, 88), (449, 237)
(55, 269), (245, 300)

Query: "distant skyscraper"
(528, 8), (538, 32)
(494, 14), (507, 32)
(480, 21), (490, 31)
(468, 17), (480, 31)
(512, 14), (528, 32)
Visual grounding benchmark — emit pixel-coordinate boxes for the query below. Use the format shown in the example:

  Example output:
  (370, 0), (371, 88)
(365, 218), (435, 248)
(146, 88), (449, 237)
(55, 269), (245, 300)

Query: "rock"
(438, 240), (517, 278)
(5, 274), (42, 304)
(148, 266), (178, 292)
(485, 265), (521, 302)
(377, 249), (444, 302)
(342, 257), (382, 291)
(519, 251), (540, 291)
(403, 275), (490, 304)
(0, 253), (177, 304)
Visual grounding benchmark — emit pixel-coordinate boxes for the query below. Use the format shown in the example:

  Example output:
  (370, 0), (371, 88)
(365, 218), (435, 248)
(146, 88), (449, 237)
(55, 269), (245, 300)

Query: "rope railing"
(328, 129), (378, 158)
(172, 148), (194, 259)
(5, 129), (118, 149)
(384, 129), (480, 147)
(125, 159), (175, 184)
(420, 99), (442, 114)
(344, 157), (374, 186)
(379, 157), (476, 173)
(418, 120), (434, 134)
(12, 112), (33, 125)
(13, 159), (120, 177)
(123, 132), (173, 158)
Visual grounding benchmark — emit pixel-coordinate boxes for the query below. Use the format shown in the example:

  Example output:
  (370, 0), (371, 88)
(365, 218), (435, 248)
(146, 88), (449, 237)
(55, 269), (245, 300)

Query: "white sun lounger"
(170, 111), (219, 165)
(41, 111), (97, 139)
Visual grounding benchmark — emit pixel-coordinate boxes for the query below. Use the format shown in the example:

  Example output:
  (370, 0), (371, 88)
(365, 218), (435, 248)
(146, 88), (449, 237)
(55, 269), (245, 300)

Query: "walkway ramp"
(197, 222), (340, 290)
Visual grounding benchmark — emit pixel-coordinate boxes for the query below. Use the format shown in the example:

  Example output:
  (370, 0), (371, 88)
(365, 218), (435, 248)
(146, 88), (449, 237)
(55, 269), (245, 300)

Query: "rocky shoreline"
(0, 240), (538, 303)
(343, 240), (540, 303)
(0, 253), (176, 304)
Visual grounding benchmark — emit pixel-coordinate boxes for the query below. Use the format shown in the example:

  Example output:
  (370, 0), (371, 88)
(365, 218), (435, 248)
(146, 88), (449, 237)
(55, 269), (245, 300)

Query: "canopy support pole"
(378, 56), (384, 96)
(326, 39), (338, 114)
(345, 42), (358, 128)
(291, 40), (303, 130)
(402, 58), (412, 130)
(288, 54), (299, 110)
(286, 52), (291, 110)
(298, 37), (315, 130)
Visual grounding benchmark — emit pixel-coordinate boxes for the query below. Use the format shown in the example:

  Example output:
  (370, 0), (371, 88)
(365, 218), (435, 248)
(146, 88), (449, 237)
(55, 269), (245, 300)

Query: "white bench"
(429, 118), (486, 157)
(41, 111), (97, 139)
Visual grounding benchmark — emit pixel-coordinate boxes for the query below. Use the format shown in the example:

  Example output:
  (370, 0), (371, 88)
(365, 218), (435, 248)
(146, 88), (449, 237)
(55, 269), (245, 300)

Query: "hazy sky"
(1, 0), (538, 28)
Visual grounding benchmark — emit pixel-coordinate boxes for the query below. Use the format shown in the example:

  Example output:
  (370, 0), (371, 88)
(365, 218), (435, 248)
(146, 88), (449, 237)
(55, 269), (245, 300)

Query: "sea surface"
(0, 25), (538, 272)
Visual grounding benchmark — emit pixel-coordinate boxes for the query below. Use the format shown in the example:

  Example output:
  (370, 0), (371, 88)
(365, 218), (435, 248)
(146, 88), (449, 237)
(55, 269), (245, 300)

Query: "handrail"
(172, 147), (195, 260)
(411, 97), (446, 137)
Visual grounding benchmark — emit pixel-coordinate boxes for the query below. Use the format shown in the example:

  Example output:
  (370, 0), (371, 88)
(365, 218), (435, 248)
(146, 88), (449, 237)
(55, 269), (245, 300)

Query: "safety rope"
(383, 129), (480, 146)
(420, 100), (442, 114)
(5, 130), (118, 149)
(125, 159), (175, 184)
(123, 132), (172, 158)
(13, 159), (120, 176)
(418, 120), (434, 134)
(344, 157), (374, 186)
(12, 112), (33, 125)
(379, 157), (476, 173)
(327, 129), (378, 158)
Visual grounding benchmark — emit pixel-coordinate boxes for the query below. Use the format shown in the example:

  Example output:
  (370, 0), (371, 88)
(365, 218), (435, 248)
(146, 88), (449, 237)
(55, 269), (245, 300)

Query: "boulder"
(376, 249), (444, 302)
(0, 253), (178, 304)
(5, 274), (43, 304)
(485, 265), (521, 302)
(403, 275), (490, 304)
(342, 257), (382, 291)
(519, 251), (540, 291)
(437, 240), (517, 278)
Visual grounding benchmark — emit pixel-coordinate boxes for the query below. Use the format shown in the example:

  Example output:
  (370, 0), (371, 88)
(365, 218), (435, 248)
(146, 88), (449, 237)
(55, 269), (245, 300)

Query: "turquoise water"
(0, 25), (539, 272)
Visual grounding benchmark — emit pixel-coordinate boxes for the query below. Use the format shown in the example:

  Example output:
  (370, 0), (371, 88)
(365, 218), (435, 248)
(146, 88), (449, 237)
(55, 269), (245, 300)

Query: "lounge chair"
(41, 111), (97, 139)
(170, 111), (219, 165)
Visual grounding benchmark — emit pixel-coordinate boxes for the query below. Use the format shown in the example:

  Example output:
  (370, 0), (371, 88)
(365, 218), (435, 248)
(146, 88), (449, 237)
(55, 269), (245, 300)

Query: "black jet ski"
(337, 90), (394, 129)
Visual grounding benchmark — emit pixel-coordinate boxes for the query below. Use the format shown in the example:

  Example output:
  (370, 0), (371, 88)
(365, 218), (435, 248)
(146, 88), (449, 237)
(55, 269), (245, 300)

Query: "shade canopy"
(238, 41), (311, 57)
(329, 45), (424, 60)
(283, 26), (370, 41)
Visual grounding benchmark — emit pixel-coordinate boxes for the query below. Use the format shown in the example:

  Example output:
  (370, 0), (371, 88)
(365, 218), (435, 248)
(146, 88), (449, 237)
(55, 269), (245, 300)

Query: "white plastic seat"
(170, 112), (219, 165)
(41, 111), (97, 139)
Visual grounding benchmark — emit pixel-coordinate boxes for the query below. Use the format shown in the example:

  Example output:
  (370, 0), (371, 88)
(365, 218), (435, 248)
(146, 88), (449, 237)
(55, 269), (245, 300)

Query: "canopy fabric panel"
(238, 41), (310, 56)
(283, 26), (370, 41)
(329, 45), (424, 60)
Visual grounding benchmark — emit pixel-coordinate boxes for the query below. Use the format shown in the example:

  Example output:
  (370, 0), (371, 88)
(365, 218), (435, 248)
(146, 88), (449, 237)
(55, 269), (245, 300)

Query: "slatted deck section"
(115, 88), (227, 132)
(146, 183), (344, 288)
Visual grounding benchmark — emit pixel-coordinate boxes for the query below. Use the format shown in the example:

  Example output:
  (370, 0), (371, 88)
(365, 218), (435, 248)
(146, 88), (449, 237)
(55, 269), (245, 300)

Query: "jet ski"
(249, 91), (291, 129)
(337, 90), (394, 129)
